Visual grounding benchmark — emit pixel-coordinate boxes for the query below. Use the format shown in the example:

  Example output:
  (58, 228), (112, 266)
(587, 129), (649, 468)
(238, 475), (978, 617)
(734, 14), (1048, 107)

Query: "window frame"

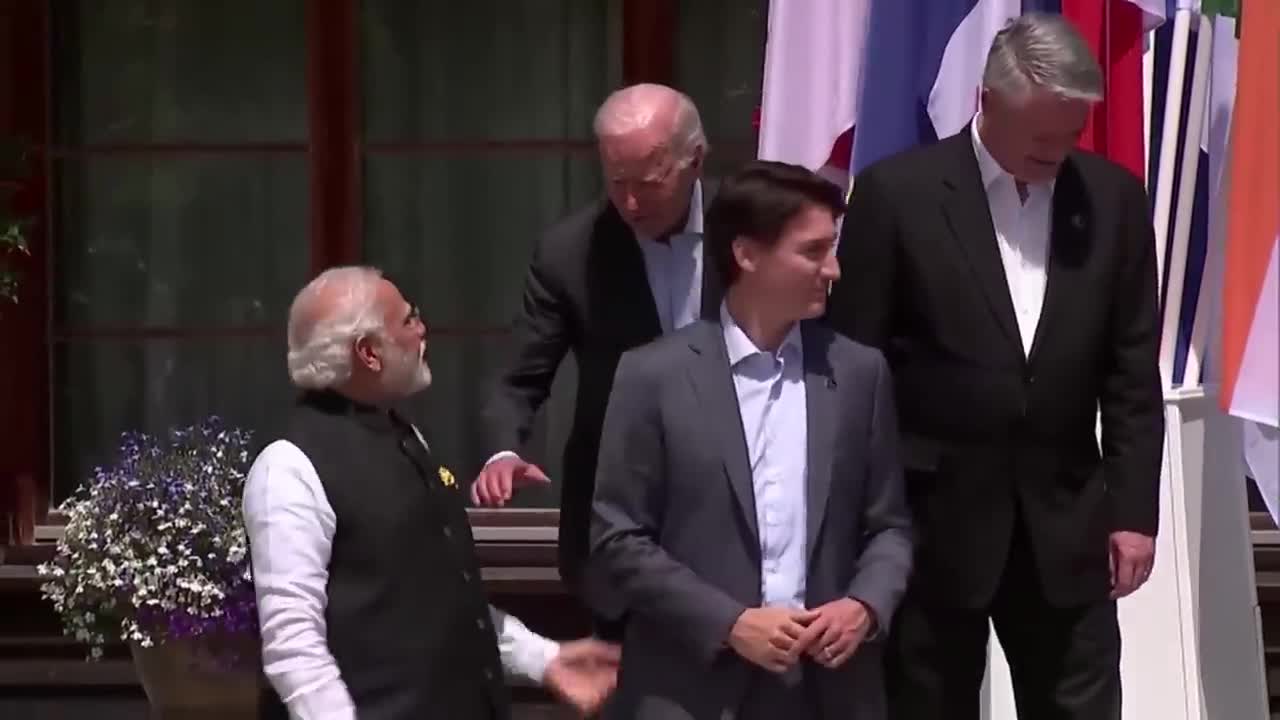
(0, 0), (679, 540)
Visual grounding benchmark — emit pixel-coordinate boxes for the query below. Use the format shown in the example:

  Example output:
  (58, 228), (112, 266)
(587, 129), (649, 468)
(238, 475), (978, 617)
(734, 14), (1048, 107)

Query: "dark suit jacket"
(590, 319), (913, 720)
(483, 191), (723, 600)
(826, 130), (1164, 609)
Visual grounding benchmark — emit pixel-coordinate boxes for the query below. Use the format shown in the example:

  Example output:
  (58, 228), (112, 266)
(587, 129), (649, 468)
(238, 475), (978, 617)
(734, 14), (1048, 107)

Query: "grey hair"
(286, 265), (386, 390)
(593, 83), (707, 164)
(983, 12), (1103, 103)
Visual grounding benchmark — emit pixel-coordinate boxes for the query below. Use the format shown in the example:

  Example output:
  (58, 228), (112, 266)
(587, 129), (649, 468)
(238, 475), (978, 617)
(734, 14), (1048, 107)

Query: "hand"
(543, 638), (621, 717)
(1109, 530), (1155, 599)
(470, 455), (551, 507)
(727, 606), (820, 674)
(796, 598), (874, 669)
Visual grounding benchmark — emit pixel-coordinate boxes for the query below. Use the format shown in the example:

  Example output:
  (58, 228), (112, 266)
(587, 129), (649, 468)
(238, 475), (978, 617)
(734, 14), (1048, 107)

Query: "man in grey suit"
(590, 161), (913, 719)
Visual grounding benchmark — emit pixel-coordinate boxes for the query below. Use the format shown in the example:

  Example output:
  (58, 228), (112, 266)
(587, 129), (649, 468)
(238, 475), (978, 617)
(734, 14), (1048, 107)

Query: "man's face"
(979, 85), (1090, 184)
(599, 127), (701, 239)
(734, 203), (841, 322)
(363, 278), (431, 397)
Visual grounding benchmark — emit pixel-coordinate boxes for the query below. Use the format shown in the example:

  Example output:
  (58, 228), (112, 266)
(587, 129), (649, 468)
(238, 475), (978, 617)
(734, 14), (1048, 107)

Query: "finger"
(495, 467), (516, 502)
(766, 650), (792, 674)
(592, 642), (622, 665)
(815, 622), (843, 658)
(790, 608), (822, 625)
(794, 617), (829, 658)
(1115, 555), (1137, 598)
(472, 475), (498, 506)
(525, 463), (553, 485)
(780, 618), (811, 640)
(768, 631), (796, 654)
(1109, 543), (1117, 587)
(831, 638), (859, 667)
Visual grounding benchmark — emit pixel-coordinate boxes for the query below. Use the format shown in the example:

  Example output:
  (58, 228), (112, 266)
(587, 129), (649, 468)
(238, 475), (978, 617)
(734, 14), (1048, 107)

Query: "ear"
(731, 235), (757, 276)
(354, 335), (382, 373)
(689, 145), (705, 172)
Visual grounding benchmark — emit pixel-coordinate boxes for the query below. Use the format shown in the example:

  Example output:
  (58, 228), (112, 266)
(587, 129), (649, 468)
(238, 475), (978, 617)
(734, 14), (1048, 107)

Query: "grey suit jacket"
(590, 319), (913, 720)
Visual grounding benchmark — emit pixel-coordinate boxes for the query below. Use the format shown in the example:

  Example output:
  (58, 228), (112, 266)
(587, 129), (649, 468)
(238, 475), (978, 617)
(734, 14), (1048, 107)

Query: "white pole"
(1144, 30), (1156, 185)
(1159, 14), (1213, 389)
(1151, 9), (1193, 389)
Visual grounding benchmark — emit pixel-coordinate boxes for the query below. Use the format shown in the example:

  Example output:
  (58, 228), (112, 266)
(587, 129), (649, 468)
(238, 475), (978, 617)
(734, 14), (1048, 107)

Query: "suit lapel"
(802, 324), (837, 566)
(938, 134), (1024, 361)
(598, 204), (662, 339)
(700, 248), (724, 320)
(698, 178), (723, 320)
(685, 322), (758, 545)
(1028, 158), (1090, 367)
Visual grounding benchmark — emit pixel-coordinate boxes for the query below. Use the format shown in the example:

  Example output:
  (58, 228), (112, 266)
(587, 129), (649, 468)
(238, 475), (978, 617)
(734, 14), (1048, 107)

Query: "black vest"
(258, 390), (509, 720)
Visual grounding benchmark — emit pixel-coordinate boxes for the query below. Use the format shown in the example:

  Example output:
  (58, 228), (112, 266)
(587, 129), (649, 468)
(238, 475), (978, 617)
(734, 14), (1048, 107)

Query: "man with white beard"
(244, 266), (620, 720)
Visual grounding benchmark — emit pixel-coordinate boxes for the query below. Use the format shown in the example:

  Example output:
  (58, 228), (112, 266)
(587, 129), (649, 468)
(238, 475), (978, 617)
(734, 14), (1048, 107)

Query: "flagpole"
(1160, 13), (1214, 388)
(1143, 29), (1155, 180)
(1151, 8), (1194, 388)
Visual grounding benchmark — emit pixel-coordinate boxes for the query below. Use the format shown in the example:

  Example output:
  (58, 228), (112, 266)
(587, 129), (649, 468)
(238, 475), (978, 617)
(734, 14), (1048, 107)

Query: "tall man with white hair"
(826, 13), (1163, 719)
(472, 83), (721, 641)
(244, 266), (620, 720)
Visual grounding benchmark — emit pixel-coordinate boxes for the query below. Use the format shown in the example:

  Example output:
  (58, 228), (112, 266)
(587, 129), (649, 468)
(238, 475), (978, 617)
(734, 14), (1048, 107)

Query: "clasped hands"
(728, 598), (874, 674)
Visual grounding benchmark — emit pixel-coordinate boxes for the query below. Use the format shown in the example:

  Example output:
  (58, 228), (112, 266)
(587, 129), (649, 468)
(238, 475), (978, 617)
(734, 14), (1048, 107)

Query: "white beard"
(383, 341), (432, 395)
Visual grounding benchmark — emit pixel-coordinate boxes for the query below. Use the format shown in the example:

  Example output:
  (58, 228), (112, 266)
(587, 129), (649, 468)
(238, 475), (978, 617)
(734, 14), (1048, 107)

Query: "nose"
(623, 191), (640, 213)
(821, 249), (841, 282)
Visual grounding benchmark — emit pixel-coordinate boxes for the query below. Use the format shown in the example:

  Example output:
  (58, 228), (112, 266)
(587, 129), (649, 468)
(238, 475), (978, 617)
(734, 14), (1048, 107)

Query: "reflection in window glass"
(50, 1), (308, 499)
(361, 1), (621, 506)
(674, 0), (767, 178)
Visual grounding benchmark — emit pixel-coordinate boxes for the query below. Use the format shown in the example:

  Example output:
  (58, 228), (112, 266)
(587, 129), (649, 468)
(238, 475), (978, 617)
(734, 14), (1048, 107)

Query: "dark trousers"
(886, 516), (1121, 720)
(738, 666), (822, 720)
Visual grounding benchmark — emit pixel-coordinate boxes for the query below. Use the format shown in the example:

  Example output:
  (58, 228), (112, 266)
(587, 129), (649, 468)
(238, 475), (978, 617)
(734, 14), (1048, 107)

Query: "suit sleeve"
(590, 351), (747, 665)
(1100, 178), (1165, 536)
(826, 169), (898, 350)
(846, 351), (914, 634)
(482, 237), (573, 455)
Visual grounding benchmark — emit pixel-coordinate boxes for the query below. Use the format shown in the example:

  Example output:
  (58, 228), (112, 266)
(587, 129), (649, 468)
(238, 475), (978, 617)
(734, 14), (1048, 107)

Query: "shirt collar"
(636, 179), (704, 244)
(685, 179), (704, 235)
(969, 114), (1056, 197)
(720, 301), (802, 367)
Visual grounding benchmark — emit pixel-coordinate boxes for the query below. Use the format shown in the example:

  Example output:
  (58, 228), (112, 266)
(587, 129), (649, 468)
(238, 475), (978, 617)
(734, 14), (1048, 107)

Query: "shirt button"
(461, 570), (472, 582)
(483, 668), (495, 681)
(443, 526), (453, 539)
(476, 617), (488, 631)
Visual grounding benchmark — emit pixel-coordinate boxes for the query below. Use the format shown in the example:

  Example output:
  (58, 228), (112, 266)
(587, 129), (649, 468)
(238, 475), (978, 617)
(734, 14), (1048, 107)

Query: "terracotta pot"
(130, 634), (263, 718)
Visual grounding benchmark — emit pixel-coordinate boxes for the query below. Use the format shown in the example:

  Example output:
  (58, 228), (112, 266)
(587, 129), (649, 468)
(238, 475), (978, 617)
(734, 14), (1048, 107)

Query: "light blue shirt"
(636, 180), (704, 333)
(721, 303), (808, 609)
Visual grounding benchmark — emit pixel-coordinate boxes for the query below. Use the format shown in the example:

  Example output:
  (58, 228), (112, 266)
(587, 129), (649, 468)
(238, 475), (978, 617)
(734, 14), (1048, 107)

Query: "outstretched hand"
(470, 456), (551, 507)
(543, 638), (622, 717)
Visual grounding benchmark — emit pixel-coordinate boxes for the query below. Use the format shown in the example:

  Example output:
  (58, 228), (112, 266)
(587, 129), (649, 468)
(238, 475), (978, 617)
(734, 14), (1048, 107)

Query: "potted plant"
(38, 418), (263, 715)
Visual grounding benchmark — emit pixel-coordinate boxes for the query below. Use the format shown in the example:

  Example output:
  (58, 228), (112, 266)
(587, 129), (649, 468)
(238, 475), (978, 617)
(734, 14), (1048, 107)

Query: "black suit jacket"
(483, 191), (723, 599)
(826, 131), (1163, 609)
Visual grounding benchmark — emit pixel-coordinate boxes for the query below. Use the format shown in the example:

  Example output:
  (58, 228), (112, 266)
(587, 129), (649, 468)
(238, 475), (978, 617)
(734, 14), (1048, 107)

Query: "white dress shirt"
(970, 115), (1055, 356)
(721, 304), (809, 610)
(635, 179), (705, 334)
(244, 439), (560, 720)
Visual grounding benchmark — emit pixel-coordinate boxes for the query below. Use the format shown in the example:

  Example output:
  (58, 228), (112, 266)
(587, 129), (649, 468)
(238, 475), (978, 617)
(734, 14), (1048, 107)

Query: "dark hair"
(705, 160), (846, 286)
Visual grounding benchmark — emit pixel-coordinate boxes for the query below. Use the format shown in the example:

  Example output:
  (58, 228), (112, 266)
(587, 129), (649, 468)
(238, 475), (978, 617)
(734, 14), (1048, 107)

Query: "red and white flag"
(756, 0), (871, 190)
(1061, 0), (1151, 179)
